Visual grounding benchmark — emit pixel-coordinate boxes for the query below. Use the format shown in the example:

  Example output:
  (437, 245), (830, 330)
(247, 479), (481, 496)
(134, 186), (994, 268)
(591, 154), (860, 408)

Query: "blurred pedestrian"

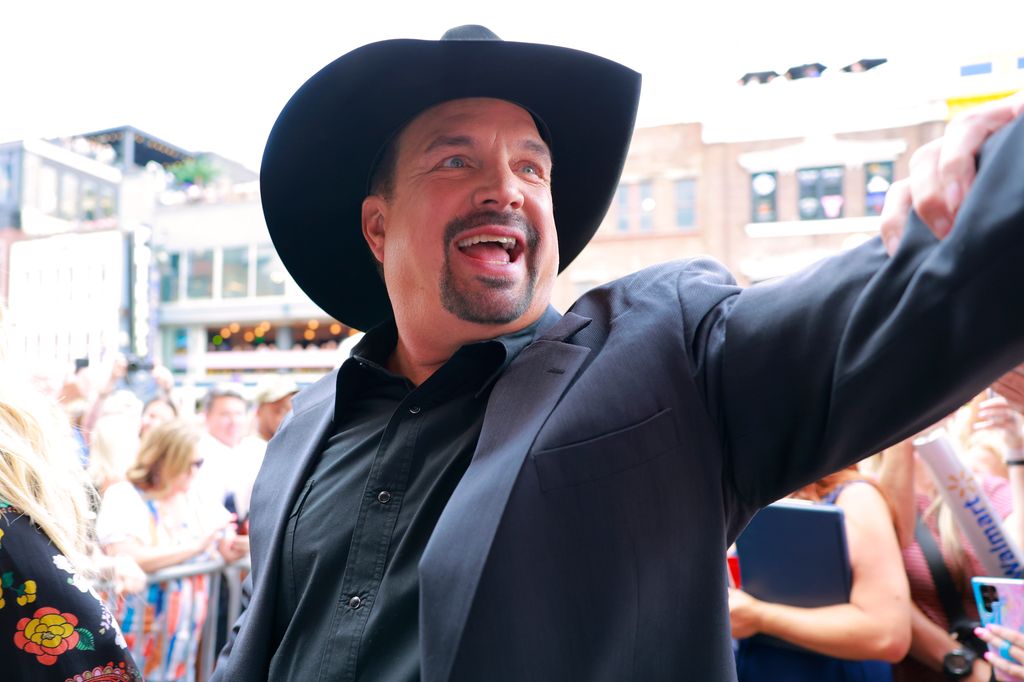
(140, 395), (178, 440)
(230, 375), (300, 526)
(97, 419), (245, 681)
(193, 384), (251, 510)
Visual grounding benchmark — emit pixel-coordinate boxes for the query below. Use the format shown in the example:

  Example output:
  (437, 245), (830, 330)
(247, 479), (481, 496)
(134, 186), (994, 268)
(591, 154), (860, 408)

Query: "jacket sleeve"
(703, 115), (1024, 517)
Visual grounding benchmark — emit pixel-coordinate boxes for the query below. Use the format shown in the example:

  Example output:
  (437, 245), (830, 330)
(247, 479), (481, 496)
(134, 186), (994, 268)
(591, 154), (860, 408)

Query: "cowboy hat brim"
(260, 34), (641, 331)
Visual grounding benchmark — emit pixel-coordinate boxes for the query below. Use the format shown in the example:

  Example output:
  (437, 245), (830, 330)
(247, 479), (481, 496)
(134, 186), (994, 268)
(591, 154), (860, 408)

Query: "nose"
(472, 162), (524, 211)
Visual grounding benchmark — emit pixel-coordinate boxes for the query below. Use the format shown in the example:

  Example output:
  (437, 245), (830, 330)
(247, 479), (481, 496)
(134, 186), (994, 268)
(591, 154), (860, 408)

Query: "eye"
(518, 161), (547, 178)
(439, 156), (467, 169)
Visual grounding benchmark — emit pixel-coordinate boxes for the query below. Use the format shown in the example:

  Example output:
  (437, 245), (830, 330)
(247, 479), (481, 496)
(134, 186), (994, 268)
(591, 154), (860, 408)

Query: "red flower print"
(14, 606), (81, 665)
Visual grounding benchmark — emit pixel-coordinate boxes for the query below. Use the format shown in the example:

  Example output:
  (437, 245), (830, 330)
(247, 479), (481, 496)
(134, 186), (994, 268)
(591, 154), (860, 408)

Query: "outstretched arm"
(712, 100), (1024, 513)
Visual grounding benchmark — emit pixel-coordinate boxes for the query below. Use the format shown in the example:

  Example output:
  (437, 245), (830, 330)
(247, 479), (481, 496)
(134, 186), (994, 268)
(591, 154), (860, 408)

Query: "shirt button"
(377, 490), (392, 504)
(348, 596), (362, 609)
(408, 405), (421, 415)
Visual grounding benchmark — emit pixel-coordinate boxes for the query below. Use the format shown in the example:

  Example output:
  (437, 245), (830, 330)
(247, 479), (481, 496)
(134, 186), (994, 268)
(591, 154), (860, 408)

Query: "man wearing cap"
(213, 26), (1024, 681)
(252, 376), (300, 443)
(230, 376), (301, 524)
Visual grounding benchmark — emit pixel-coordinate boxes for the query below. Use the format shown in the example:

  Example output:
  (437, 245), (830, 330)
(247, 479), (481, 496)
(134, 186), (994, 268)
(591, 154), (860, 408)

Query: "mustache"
(444, 210), (539, 248)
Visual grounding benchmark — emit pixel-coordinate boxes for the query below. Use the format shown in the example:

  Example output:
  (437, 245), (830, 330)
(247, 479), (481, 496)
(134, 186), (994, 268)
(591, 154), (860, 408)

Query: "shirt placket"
(320, 395), (426, 681)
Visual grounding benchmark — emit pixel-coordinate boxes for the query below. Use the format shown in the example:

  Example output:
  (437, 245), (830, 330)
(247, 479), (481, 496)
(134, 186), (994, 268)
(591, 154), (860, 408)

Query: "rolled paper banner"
(915, 429), (1024, 578)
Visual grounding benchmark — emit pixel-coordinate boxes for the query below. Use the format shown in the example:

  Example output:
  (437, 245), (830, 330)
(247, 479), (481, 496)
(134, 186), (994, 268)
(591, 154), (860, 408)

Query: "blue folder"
(735, 500), (852, 650)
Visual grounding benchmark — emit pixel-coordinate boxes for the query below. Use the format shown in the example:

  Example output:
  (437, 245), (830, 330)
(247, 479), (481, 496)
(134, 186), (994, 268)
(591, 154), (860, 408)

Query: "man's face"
(256, 394), (294, 440)
(205, 395), (248, 447)
(363, 98), (558, 338)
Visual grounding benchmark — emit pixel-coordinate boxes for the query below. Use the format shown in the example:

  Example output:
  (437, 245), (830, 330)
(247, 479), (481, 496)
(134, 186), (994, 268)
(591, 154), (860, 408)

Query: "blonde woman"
(0, 362), (140, 679)
(97, 419), (245, 681)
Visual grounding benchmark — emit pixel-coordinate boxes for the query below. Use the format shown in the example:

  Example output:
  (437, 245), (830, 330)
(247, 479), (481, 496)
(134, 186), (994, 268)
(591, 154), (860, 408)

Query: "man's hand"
(880, 90), (1024, 255)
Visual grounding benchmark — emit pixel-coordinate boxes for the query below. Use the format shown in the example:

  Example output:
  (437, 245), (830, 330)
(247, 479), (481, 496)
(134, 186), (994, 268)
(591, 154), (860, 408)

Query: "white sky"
(2, 0), (1021, 171)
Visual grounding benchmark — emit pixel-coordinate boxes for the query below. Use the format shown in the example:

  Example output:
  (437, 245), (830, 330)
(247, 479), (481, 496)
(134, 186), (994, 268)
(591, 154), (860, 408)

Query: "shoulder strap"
(915, 515), (969, 628)
(820, 481), (856, 505)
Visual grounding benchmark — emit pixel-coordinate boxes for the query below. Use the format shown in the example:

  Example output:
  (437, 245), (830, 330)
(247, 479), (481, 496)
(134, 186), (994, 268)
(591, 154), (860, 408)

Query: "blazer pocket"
(531, 408), (677, 492)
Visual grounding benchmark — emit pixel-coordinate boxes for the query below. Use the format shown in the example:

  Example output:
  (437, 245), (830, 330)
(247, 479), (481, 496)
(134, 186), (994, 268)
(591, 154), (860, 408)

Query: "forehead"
(397, 98), (546, 152)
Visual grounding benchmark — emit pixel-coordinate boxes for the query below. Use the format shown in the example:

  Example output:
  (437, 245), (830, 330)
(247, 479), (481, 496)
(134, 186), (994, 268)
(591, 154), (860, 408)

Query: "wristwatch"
(943, 647), (977, 679)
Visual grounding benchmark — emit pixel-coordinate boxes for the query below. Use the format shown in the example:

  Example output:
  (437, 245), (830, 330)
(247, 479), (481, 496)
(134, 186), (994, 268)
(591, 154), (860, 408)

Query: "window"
(81, 181), (97, 220)
(59, 172), (78, 220)
(98, 184), (116, 218)
(0, 152), (11, 202)
(186, 249), (214, 299)
(638, 181), (655, 231)
(797, 166), (844, 220)
(256, 245), (286, 296)
(159, 252), (180, 302)
(222, 246), (249, 298)
(864, 162), (894, 217)
(750, 172), (778, 223)
(674, 179), (696, 230)
(37, 163), (58, 215)
(615, 185), (630, 232)
(960, 62), (993, 76)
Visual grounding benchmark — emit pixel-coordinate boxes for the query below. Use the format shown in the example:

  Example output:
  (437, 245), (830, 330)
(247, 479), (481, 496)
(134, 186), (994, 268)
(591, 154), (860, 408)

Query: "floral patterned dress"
(0, 499), (139, 681)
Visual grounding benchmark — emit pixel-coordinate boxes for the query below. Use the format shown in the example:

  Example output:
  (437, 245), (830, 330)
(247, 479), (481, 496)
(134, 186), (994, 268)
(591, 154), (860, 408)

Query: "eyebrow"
(521, 139), (552, 163)
(422, 134), (552, 163)
(424, 134), (474, 154)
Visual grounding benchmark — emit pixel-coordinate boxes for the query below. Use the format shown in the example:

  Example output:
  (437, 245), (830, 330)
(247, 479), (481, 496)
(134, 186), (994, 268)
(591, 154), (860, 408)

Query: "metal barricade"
(100, 557), (250, 682)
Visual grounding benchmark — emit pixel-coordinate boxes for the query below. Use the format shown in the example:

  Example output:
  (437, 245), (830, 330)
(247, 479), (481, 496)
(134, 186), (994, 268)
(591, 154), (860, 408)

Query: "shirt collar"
(335, 314), (551, 413)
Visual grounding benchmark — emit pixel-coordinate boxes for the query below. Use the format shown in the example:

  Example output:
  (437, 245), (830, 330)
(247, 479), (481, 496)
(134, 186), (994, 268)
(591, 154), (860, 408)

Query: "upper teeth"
(457, 235), (517, 250)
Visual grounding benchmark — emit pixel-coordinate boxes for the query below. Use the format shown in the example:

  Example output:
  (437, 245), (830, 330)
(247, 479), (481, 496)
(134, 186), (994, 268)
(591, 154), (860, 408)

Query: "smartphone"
(972, 576), (1024, 679)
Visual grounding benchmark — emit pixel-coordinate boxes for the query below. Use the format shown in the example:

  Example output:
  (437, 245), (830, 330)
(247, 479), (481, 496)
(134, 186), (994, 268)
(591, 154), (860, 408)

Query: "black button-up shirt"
(268, 320), (540, 681)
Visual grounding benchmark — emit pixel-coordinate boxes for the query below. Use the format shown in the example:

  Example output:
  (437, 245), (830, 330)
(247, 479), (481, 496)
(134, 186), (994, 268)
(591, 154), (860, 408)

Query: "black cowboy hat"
(260, 25), (641, 331)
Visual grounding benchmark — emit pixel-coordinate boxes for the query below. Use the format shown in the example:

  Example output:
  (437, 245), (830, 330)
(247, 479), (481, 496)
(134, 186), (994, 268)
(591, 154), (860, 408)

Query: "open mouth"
(455, 234), (524, 265)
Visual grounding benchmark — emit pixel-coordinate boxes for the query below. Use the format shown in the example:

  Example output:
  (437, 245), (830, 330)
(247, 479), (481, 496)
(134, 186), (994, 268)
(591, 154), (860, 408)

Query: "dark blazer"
(213, 118), (1024, 681)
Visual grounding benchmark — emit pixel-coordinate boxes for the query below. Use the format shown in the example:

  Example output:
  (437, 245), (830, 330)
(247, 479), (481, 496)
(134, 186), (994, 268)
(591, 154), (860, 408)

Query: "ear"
(362, 195), (388, 265)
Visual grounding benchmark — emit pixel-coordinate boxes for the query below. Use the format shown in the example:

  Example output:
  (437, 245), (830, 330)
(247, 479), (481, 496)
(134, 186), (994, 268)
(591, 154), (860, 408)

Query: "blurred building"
(0, 128), (189, 375)
(1, 50), (1019, 384)
(150, 181), (358, 386)
(553, 49), (1024, 309)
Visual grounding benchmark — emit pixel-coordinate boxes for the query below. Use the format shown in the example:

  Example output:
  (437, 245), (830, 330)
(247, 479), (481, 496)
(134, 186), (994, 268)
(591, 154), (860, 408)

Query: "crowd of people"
(728, 377), (1024, 681)
(9, 346), (1024, 681)
(0, 343), (300, 680)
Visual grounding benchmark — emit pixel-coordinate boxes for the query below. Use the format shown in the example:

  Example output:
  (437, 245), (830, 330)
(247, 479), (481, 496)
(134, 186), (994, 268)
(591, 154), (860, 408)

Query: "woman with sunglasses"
(97, 419), (245, 681)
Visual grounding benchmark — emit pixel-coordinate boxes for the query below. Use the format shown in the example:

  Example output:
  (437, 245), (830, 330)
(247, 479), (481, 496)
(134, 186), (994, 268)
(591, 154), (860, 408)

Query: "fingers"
(908, 139), (950, 238)
(907, 90), (1024, 241)
(879, 178), (912, 255)
(977, 625), (1024, 680)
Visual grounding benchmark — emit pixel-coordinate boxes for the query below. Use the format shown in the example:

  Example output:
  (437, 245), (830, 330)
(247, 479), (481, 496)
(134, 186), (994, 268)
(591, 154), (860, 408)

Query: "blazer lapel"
(419, 312), (592, 682)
